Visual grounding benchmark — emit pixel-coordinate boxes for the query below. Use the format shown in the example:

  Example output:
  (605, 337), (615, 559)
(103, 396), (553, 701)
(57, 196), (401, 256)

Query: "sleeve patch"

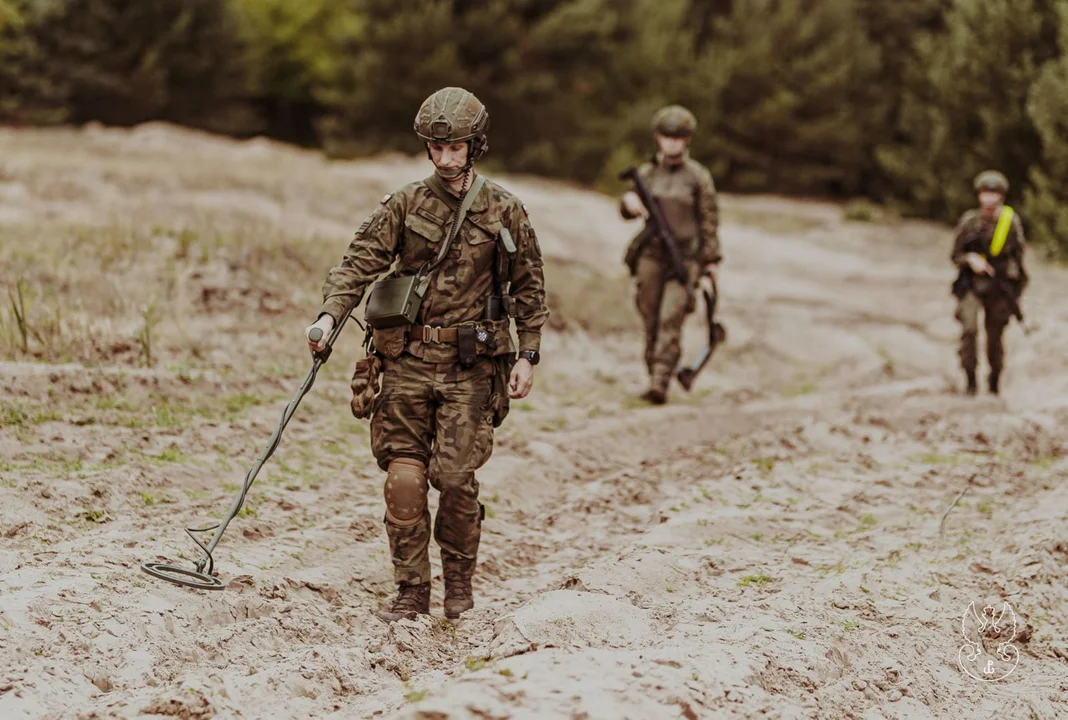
(380, 193), (392, 204)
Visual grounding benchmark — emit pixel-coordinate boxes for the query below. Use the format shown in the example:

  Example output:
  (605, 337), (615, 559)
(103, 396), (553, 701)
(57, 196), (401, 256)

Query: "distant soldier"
(307, 88), (549, 622)
(619, 105), (721, 404)
(950, 170), (1028, 395)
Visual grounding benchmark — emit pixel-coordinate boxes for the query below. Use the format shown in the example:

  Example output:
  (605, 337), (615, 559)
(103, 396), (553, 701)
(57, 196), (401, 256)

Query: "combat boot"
(965, 370), (977, 396)
(640, 388), (667, 405)
(443, 563), (474, 619)
(376, 582), (430, 623)
(988, 370), (1000, 396)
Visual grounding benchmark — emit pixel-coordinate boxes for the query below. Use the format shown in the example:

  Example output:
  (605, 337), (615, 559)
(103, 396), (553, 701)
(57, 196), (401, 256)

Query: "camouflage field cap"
(974, 170), (1009, 194)
(652, 105), (697, 137)
(414, 87), (489, 160)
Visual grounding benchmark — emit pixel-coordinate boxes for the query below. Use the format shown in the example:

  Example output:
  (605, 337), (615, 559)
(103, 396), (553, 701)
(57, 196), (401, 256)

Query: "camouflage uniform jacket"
(950, 206), (1028, 293)
(620, 151), (721, 266)
(319, 172), (549, 363)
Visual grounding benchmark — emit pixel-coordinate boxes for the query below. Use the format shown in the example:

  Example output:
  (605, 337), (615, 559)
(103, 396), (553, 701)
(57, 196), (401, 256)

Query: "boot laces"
(392, 584), (426, 612)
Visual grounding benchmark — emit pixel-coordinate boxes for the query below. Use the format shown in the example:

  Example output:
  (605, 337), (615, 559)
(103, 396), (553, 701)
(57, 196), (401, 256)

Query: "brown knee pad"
(384, 458), (428, 528)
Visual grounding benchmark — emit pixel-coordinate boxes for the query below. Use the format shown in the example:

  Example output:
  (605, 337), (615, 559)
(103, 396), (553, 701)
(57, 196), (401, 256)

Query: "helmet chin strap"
(428, 140), (477, 180)
(435, 165), (467, 180)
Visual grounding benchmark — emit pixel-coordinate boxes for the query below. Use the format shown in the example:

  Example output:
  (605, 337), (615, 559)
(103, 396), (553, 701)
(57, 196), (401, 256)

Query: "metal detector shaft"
(196, 309), (353, 569)
(196, 353), (322, 568)
(677, 277), (726, 392)
(142, 307), (355, 589)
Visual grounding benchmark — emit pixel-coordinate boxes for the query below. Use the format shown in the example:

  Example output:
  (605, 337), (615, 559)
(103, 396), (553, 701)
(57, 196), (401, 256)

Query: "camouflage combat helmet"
(652, 105), (697, 137)
(974, 170), (1009, 194)
(414, 87), (489, 161)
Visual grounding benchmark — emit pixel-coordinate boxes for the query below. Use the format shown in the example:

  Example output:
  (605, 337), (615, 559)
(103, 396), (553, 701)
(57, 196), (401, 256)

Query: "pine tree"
(493, 0), (693, 182)
(1023, 3), (1068, 258)
(17, 0), (250, 131)
(688, 0), (881, 196)
(0, 0), (68, 124)
(876, 0), (1058, 221)
(316, 0), (464, 157)
(231, 0), (361, 144)
(856, 0), (951, 200)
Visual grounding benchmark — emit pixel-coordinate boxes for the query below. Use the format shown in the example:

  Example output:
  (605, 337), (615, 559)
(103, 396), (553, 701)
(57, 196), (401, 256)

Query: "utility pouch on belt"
(490, 353), (515, 428)
(364, 175), (486, 330)
(457, 326), (478, 368)
(484, 295), (503, 321)
(624, 226), (651, 276)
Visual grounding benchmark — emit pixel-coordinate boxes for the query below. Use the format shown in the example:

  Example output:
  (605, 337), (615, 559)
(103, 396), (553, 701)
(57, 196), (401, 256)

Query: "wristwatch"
(518, 350), (540, 365)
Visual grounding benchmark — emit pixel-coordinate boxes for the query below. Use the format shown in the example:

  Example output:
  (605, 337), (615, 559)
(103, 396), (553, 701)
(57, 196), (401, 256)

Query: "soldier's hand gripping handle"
(622, 191), (648, 219)
(964, 252), (993, 275)
(306, 315), (334, 352)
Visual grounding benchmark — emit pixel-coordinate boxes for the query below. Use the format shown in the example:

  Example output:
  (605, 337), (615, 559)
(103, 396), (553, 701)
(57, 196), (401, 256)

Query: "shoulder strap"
(416, 174), (486, 293)
(423, 173), (459, 210)
(990, 205), (1014, 257)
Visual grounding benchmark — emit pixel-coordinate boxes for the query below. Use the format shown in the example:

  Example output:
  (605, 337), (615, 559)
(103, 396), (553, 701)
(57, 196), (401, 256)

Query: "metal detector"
(141, 311), (353, 590)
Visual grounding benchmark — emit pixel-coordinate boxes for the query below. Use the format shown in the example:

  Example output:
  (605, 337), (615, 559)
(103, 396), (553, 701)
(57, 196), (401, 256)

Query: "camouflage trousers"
(370, 353), (495, 585)
(955, 291), (1013, 374)
(634, 254), (698, 392)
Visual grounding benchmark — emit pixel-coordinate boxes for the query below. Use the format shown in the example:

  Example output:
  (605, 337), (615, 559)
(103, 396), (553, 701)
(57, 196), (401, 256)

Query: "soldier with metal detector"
(620, 105), (724, 404)
(141, 92), (548, 615)
(307, 87), (549, 622)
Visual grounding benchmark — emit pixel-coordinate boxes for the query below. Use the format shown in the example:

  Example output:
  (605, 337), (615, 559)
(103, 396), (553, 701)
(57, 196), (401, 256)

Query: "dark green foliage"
(1024, 3), (1068, 258)
(876, 0), (1059, 222)
(230, 0), (361, 144)
(689, 0), (881, 196)
(3, 0), (1068, 256)
(2, 0), (250, 131)
(0, 0), (68, 124)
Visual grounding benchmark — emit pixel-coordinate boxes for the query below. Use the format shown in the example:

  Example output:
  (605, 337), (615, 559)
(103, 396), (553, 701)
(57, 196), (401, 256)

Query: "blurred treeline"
(3, 0), (1068, 255)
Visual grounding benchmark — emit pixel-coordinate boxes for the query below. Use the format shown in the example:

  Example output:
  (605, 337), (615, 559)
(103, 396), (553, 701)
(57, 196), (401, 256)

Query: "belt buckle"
(422, 326), (439, 344)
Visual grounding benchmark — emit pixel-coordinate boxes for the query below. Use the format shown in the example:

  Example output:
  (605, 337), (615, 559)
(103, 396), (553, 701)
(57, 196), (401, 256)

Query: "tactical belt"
(409, 325), (460, 344)
(409, 324), (486, 367)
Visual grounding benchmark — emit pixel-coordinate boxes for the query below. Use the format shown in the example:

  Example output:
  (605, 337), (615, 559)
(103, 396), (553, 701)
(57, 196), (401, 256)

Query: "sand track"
(1, 124), (1066, 719)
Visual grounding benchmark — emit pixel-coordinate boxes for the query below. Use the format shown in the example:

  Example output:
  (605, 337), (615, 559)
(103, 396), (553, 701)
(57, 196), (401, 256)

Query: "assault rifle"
(619, 166), (688, 282)
(951, 232), (1026, 329)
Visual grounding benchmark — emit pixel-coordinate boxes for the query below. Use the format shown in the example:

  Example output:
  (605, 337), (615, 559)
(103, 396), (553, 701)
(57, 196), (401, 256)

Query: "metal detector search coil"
(140, 314), (353, 590)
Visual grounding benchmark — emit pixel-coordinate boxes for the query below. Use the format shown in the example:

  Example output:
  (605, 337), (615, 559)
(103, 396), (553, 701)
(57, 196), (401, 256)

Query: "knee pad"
(384, 458), (428, 528)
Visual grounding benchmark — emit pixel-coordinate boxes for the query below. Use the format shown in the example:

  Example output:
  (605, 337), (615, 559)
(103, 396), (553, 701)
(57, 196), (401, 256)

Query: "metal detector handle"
(308, 307), (355, 364)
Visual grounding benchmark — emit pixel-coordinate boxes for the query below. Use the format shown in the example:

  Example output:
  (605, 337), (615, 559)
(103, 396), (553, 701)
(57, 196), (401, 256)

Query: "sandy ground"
(1, 123), (1067, 719)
